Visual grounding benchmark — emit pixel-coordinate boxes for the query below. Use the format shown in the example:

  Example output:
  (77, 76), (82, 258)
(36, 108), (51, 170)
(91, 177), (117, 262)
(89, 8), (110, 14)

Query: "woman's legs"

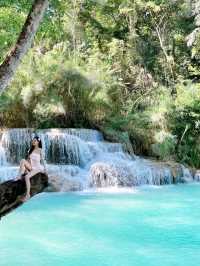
(16, 159), (32, 179)
(24, 175), (31, 201)
(23, 169), (39, 201)
(16, 159), (33, 201)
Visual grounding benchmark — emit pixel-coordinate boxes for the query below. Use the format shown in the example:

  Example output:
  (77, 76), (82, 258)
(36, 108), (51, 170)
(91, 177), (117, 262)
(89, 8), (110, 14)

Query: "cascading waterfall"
(0, 128), (195, 190)
(1, 128), (33, 164)
(0, 142), (7, 167)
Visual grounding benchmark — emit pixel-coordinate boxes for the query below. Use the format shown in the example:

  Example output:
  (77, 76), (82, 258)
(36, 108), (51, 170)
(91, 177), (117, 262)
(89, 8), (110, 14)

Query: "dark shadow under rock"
(0, 173), (48, 219)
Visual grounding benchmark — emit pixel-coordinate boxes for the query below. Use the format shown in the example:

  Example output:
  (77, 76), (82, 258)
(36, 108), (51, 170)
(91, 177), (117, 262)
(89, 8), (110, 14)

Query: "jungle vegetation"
(0, 0), (200, 167)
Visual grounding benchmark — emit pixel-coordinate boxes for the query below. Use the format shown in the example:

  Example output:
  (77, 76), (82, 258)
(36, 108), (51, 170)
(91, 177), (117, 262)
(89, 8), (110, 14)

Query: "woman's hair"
(28, 136), (42, 156)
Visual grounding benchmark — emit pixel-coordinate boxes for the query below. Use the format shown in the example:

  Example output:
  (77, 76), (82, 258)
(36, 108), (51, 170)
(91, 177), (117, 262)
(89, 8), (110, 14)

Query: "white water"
(0, 128), (194, 189)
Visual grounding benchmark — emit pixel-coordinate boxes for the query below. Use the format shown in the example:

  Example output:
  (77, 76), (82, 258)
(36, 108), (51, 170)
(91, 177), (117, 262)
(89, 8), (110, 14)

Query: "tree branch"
(0, 0), (49, 94)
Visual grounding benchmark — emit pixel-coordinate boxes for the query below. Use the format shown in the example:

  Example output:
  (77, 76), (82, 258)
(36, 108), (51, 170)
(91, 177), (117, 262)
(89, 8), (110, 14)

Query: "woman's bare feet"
(21, 194), (30, 202)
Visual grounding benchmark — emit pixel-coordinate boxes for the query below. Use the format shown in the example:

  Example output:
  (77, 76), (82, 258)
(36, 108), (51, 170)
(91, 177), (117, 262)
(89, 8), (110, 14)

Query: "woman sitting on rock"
(16, 136), (47, 202)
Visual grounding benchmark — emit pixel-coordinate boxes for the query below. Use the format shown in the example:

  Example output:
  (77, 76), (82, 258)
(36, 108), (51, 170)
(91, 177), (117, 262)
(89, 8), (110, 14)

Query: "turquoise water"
(1, 184), (200, 266)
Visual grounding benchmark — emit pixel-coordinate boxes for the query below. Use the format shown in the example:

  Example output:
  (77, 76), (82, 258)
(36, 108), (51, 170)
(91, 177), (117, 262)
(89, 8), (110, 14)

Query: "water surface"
(1, 184), (200, 266)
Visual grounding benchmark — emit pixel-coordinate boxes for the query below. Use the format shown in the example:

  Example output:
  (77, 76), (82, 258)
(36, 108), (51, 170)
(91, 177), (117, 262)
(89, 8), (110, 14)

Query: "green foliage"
(151, 133), (176, 160)
(0, 0), (200, 167)
(0, 6), (26, 62)
(0, 45), (112, 128)
(168, 82), (200, 167)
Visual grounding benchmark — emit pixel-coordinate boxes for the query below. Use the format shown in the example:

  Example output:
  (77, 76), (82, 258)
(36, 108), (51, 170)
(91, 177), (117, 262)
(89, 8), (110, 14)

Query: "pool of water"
(1, 184), (200, 266)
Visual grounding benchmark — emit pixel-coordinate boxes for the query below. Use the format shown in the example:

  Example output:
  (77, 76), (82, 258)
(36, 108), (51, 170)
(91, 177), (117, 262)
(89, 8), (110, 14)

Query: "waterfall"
(0, 128), (195, 190)
(0, 142), (7, 166)
(89, 159), (180, 187)
(1, 128), (33, 164)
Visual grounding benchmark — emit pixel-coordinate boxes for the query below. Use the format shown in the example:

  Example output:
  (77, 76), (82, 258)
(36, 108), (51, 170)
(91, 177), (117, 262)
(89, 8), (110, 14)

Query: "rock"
(98, 127), (135, 155)
(194, 170), (200, 181)
(89, 160), (194, 188)
(47, 175), (82, 192)
(189, 167), (196, 178)
(61, 178), (82, 192)
(165, 161), (193, 183)
(0, 172), (48, 218)
(161, 161), (184, 183)
(89, 162), (136, 187)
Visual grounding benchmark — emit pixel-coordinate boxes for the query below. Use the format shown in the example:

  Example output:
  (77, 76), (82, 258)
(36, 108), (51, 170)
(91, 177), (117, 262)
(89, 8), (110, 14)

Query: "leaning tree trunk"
(0, 0), (49, 94)
(0, 173), (48, 219)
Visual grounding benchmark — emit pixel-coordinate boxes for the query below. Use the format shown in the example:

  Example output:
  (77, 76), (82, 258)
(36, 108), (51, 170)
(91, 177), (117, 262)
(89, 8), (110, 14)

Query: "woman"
(16, 136), (47, 202)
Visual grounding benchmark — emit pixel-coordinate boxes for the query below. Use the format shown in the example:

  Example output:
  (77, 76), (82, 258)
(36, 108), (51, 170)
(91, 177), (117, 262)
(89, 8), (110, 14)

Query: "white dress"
(26, 152), (45, 178)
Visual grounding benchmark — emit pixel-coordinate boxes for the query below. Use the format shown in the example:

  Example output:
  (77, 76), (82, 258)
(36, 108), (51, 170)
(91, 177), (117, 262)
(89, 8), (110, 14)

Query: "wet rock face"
(89, 160), (194, 188)
(47, 175), (82, 192)
(194, 170), (200, 181)
(89, 163), (134, 187)
(0, 173), (48, 218)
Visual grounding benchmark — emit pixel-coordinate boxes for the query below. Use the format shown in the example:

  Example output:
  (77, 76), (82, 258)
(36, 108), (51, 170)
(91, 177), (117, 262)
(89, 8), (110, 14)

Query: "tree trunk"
(0, 0), (49, 94)
(0, 173), (48, 219)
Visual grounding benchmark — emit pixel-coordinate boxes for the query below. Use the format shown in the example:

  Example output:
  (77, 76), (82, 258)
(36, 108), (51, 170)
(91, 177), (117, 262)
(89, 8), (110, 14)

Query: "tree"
(0, 0), (49, 94)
